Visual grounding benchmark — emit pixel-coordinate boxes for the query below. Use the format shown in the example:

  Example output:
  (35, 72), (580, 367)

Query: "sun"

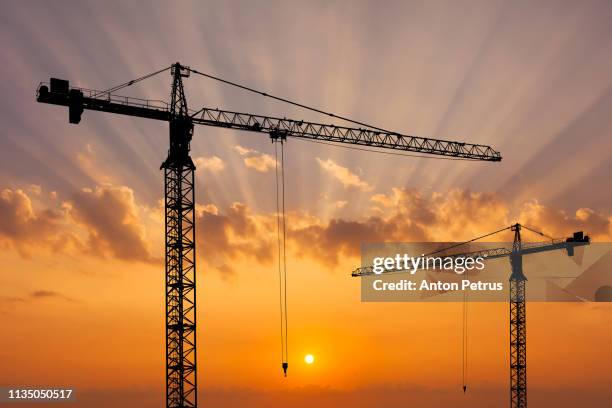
(304, 354), (315, 364)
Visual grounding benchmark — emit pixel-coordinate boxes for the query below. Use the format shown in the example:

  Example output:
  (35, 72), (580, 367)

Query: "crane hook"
(282, 362), (288, 377)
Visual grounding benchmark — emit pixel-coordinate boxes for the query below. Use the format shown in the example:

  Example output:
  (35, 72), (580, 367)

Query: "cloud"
(244, 155), (277, 172)
(191, 188), (506, 269)
(196, 202), (275, 277)
(28, 184), (42, 195)
(68, 185), (155, 262)
(0, 188), (79, 255)
(291, 216), (401, 265)
(288, 188), (611, 266)
(233, 145), (277, 173)
(94, 186), (612, 274)
(2, 184), (610, 276)
(234, 146), (254, 156)
(1, 290), (75, 313)
(31, 290), (62, 298)
(30, 290), (75, 302)
(194, 156), (226, 173)
(316, 158), (371, 191)
(335, 200), (348, 209)
(0, 185), (156, 263)
(370, 193), (391, 206)
(519, 201), (611, 240)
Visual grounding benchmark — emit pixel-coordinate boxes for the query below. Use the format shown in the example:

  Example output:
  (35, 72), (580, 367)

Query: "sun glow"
(304, 354), (315, 364)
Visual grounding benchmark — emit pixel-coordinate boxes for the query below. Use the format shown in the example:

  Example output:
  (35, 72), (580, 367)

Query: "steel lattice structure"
(36, 62), (503, 408)
(352, 223), (590, 408)
(164, 165), (197, 407)
(162, 64), (197, 408)
(509, 225), (527, 408)
(509, 279), (527, 408)
(35, 82), (502, 162)
(190, 108), (501, 161)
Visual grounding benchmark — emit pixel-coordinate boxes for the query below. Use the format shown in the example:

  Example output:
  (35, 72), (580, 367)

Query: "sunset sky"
(1, 1), (612, 407)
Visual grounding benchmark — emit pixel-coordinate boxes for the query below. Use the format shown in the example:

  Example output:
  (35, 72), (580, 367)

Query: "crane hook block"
(463, 385), (467, 394)
(282, 362), (288, 377)
(270, 129), (287, 142)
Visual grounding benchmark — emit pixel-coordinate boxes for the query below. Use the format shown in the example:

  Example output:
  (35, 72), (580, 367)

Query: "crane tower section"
(162, 63), (197, 408)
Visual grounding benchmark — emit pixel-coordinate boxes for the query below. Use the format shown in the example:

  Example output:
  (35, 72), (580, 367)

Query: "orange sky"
(2, 1), (612, 407)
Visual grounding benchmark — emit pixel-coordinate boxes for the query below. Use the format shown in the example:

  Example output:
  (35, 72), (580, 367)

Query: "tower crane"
(351, 223), (591, 408)
(36, 62), (502, 408)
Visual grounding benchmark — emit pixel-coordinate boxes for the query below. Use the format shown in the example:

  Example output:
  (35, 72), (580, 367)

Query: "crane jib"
(36, 80), (502, 162)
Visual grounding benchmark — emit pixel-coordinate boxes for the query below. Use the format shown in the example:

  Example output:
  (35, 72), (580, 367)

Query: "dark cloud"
(290, 188), (508, 266)
(197, 188), (611, 272)
(196, 203), (275, 277)
(291, 217), (402, 265)
(2, 185), (610, 275)
(0, 296), (26, 305)
(192, 188), (505, 270)
(30, 290), (65, 299)
(0, 290), (74, 313)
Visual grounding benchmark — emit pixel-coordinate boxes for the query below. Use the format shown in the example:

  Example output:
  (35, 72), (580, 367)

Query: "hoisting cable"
(91, 65), (172, 99)
(274, 139), (289, 377)
(418, 224), (514, 395)
(281, 140), (289, 377)
(462, 268), (468, 394)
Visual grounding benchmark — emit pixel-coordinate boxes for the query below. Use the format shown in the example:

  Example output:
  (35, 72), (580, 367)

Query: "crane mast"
(509, 224), (527, 408)
(162, 63), (197, 408)
(35, 62), (502, 408)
